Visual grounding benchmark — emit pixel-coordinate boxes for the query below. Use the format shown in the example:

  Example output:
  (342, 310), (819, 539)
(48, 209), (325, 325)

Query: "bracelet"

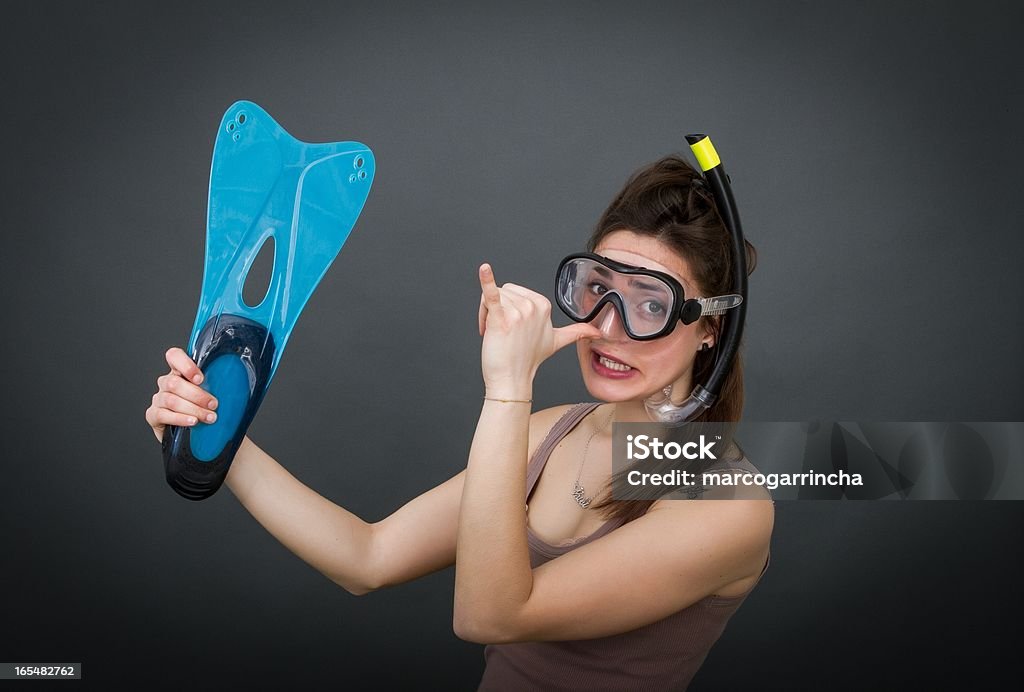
(484, 396), (533, 404)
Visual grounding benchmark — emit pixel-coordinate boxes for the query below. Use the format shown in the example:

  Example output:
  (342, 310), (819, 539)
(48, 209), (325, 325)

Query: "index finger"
(165, 347), (204, 385)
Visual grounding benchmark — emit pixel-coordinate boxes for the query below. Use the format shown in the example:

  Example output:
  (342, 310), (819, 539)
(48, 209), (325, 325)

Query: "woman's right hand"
(145, 347), (219, 443)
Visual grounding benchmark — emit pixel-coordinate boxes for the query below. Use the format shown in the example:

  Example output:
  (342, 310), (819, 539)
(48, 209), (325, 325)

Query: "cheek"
(653, 329), (691, 355)
(637, 332), (698, 371)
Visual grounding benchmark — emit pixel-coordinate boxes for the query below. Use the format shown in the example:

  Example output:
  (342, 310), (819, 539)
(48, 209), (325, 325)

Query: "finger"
(478, 287), (524, 333)
(499, 283), (537, 306)
(151, 406), (201, 428)
(158, 391), (218, 424)
(479, 264), (504, 315)
(501, 284), (550, 316)
(497, 295), (524, 323)
(499, 283), (541, 301)
(498, 285), (534, 315)
(165, 347), (204, 385)
(498, 283), (537, 313)
(551, 323), (604, 352)
(158, 373), (219, 410)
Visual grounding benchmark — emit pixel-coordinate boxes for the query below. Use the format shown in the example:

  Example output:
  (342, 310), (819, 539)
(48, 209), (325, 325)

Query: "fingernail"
(193, 374), (203, 384)
(188, 416), (197, 425)
(209, 399), (218, 410)
(206, 413), (216, 423)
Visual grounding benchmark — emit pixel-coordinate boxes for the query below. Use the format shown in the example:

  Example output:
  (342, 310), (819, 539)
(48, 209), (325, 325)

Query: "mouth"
(590, 348), (636, 379)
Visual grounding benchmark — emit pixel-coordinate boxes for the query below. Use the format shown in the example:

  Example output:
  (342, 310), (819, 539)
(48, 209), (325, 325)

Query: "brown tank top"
(477, 402), (771, 691)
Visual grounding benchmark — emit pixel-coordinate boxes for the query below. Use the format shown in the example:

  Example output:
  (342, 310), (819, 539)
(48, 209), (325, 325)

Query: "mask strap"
(680, 294), (743, 326)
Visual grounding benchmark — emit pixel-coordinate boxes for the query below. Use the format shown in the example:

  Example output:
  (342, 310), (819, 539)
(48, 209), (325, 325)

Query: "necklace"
(572, 404), (616, 509)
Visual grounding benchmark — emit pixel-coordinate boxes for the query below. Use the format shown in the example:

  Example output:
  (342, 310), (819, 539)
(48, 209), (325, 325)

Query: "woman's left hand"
(477, 263), (602, 395)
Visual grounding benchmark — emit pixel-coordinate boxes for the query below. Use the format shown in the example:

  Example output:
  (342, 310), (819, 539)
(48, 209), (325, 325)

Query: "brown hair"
(585, 154), (758, 524)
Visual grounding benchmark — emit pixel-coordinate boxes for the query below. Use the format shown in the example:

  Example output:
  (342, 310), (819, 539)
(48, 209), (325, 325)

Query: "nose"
(594, 302), (627, 340)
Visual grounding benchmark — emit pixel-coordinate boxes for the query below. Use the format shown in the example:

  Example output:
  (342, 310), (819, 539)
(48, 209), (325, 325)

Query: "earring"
(700, 342), (711, 352)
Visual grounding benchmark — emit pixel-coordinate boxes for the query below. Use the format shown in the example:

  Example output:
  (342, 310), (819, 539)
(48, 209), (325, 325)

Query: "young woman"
(145, 154), (773, 690)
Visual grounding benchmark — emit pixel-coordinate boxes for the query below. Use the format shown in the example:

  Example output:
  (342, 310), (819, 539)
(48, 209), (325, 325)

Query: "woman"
(145, 154), (773, 690)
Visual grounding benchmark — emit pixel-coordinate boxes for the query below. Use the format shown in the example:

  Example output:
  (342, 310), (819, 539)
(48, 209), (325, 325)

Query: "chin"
(583, 380), (647, 403)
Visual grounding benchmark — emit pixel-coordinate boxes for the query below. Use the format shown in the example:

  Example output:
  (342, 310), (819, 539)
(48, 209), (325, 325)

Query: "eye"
(639, 300), (667, 317)
(586, 281), (610, 295)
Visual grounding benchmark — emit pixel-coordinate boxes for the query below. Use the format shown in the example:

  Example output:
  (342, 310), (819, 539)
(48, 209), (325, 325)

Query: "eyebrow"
(591, 265), (678, 292)
(629, 278), (667, 292)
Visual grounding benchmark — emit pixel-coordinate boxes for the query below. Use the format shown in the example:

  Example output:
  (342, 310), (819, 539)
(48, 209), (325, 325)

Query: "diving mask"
(555, 252), (742, 341)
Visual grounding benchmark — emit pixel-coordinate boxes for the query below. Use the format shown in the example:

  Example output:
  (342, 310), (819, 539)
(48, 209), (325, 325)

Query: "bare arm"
(224, 436), (465, 595)
(456, 389), (773, 643)
(147, 347), (465, 596)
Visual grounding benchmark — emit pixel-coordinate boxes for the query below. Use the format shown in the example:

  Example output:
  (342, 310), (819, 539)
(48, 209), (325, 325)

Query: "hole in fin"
(242, 235), (275, 308)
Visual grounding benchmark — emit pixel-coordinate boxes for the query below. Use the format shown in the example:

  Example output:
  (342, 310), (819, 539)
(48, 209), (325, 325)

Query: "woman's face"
(576, 230), (711, 403)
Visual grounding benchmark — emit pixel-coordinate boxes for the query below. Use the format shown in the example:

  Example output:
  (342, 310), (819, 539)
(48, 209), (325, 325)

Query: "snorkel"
(643, 134), (749, 424)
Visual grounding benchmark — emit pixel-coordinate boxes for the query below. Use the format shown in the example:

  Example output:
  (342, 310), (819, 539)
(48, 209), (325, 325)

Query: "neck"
(610, 372), (696, 424)
(609, 400), (652, 424)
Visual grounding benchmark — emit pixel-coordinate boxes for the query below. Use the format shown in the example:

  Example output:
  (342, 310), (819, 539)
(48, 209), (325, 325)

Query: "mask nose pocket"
(595, 301), (624, 338)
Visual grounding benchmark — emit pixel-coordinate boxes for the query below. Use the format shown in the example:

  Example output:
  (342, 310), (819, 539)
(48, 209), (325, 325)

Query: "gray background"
(2, 0), (1021, 689)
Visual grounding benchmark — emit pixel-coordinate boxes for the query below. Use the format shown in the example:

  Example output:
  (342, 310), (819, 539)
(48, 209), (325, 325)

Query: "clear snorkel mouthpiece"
(644, 382), (717, 423)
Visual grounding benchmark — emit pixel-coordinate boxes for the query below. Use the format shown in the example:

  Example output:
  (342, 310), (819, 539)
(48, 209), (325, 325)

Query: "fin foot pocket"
(163, 314), (276, 501)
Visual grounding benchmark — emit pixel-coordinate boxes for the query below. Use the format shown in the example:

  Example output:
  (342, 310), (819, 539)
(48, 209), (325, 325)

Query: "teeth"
(599, 355), (632, 372)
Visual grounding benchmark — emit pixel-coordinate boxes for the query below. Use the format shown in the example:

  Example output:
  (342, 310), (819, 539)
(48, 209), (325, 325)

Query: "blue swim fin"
(163, 101), (375, 500)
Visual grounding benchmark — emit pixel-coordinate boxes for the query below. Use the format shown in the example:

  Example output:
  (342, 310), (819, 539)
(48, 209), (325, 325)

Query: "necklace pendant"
(572, 482), (592, 509)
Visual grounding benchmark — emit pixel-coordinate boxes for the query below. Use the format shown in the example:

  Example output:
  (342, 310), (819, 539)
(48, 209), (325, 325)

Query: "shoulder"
(526, 403), (585, 459)
(529, 403), (579, 429)
(654, 450), (776, 503)
(647, 491), (774, 565)
(649, 454), (775, 541)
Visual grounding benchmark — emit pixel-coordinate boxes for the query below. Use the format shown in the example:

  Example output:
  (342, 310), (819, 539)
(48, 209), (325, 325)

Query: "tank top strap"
(526, 402), (601, 498)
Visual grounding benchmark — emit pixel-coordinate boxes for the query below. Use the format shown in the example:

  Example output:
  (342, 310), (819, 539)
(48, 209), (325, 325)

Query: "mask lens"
(557, 258), (596, 319)
(623, 275), (674, 337)
(556, 256), (676, 338)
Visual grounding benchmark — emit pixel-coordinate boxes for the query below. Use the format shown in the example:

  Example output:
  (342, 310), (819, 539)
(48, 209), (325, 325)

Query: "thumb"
(551, 323), (604, 352)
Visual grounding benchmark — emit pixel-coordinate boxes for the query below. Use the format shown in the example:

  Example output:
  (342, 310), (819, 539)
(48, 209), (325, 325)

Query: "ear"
(700, 315), (721, 350)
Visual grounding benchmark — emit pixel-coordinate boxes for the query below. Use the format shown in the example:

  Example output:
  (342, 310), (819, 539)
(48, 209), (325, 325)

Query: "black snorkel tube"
(644, 134), (748, 424)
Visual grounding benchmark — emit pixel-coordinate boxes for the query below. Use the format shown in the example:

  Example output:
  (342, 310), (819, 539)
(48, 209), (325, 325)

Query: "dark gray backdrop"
(2, 1), (1021, 689)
